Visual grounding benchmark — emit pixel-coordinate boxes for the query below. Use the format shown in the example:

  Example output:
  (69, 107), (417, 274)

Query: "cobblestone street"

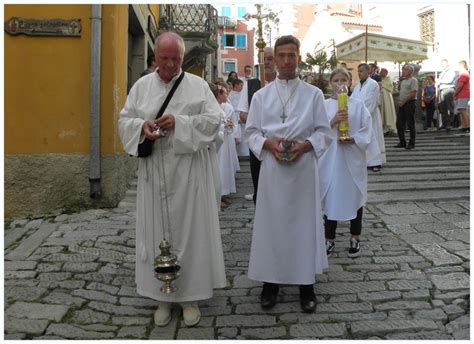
(4, 131), (470, 340)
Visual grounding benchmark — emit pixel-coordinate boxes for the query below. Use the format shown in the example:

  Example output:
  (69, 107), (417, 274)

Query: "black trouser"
(439, 88), (455, 128)
(249, 150), (261, 204)
(425, 102), (436, 128)
(396, 100), (416, 145)
(324, 207), (363, 240)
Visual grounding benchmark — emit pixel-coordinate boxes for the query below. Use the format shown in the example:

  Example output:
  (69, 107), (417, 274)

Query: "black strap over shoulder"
(137, 71), (185, 157)
(154, 71), (185, 121)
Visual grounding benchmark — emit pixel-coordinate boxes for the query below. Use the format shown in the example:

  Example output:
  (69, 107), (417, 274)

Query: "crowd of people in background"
(201, 56), (470, 208)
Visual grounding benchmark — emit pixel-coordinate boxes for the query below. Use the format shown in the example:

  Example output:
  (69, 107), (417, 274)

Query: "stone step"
(385, 145), (469, 151)
(369, 166), (469, 175)
(384, 160), (468, 168)
(367, 188), (470, 203)
(368, 180), (469, 192)
(387, 155), (467, 161)
(369, 172), (469, 183)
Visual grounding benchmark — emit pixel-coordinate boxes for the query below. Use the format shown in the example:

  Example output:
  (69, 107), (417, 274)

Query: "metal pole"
(256, 4), (266, 86)
(365, 24), (368, 63)
(89, 4), (102, 199)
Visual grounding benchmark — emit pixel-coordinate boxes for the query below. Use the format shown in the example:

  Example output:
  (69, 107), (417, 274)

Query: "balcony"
(159, 4), (218, 50)
(218, 16), (237, 29)
(159, 4), (219, 73)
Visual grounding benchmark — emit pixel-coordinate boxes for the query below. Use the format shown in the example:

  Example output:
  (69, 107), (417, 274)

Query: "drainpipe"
(89, 4), (102, 199)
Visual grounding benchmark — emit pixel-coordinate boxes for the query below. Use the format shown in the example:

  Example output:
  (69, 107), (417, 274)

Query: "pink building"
(217, 12), (255, 79)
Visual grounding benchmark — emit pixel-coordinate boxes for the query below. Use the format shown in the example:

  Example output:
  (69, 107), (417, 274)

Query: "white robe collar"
(155, 68), (184, 85)
(275, 76), (300, 87)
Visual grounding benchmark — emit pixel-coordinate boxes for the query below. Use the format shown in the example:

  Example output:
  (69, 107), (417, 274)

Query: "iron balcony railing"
(217, 16), (237, 28)
(159, 4), (218, 45)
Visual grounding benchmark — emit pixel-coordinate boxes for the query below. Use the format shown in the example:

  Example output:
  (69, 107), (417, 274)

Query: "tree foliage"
(303, 43), (337, 94)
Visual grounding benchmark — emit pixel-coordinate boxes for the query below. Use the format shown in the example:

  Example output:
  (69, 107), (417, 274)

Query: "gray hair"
(154, 31), (185, 56)
(403, 64), (414, 73)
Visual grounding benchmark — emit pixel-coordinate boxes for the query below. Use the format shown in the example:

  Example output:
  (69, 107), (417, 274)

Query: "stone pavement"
(4, 129), (470, 339)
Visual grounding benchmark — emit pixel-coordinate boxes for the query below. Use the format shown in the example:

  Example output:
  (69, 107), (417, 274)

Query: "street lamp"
(244, 4), (267, 86)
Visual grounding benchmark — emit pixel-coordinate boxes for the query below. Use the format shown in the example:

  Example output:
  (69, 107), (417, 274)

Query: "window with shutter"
(237, 7), (247, 19)
(223, 60), (236, 73)
(236, 34), (247, 49)
(221, 6), (231, 17)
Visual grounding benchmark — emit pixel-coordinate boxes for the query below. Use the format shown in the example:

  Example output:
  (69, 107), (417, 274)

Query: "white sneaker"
(244, 193), (254, 201)
(182, 303), (201, 327)
(154, 302), (171, 326)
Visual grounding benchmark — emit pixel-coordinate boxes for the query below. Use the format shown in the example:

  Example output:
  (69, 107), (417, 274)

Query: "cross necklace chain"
(275, 80), (300, 123)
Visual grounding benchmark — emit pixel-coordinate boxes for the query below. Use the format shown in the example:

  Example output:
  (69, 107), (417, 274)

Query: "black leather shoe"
(260, 283), (279, 309)
(393, 142), (406, 148)
(405, 143), (415, 150)
(299, 285), (317, 313)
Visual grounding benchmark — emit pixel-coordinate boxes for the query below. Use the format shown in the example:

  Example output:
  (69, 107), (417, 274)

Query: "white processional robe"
(118, 71), (227, 302)
(351, 77), (386, 167)
(245, 78), (333, 284)
(319, 98), (372, 221)
(217, 102), (239, 196)
(228, 90), (243, 144)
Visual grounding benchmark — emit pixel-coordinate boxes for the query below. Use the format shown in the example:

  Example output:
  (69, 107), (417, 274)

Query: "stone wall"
(4, 154), (138, 220)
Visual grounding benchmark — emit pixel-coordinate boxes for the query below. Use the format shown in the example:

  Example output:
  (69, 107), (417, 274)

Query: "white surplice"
(245, 77), (333, 284)
(319, 98), (372, 221)
(228, 91), (243, 144)
(351, 77), (387, 166)
(217, 102), (239, 196)
(235, 83), (251, 157)
(118, 71), (227, 302)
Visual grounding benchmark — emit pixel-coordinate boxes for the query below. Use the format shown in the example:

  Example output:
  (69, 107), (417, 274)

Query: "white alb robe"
(235, 83), (251, 157)
(118, 71), (227, 302)
(217, 102), (239, 196)
(351, 77), (386, 166)
(245, 77), (333, 284)
(228, 92), (243, 144)
(319, 98), (372, 221)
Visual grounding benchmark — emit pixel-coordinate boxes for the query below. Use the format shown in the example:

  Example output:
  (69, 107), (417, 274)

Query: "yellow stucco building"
(5, 4), (219, 219)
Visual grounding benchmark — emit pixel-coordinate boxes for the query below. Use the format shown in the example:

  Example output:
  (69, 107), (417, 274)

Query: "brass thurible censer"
(337, 84), (352, 142)
(153, 133), (181, 294)
(154, 239), (181, 293)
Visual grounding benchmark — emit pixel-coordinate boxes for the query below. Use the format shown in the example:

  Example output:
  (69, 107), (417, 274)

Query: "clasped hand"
(263, 138), (311, 163)
(142, 114), (175, 140)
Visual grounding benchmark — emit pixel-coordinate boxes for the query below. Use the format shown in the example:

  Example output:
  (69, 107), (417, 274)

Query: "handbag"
(137, 71), (185, 157)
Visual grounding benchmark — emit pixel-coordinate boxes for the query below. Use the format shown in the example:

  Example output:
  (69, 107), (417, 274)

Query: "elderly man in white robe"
(319, 68), (372, 259)
(351, 63), (386, 172)
(245, 35), (333, 313)
(118, 32), (226, 327)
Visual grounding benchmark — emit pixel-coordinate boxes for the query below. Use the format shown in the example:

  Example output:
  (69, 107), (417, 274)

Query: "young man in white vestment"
(245, 35), (333, 313)
(118, 32), (226, 327)
(319, 68), (372, 259)
(351, 63), (386, 172)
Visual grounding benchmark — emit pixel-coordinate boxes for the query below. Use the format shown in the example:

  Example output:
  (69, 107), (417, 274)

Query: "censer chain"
(158, 138), (173, 246)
